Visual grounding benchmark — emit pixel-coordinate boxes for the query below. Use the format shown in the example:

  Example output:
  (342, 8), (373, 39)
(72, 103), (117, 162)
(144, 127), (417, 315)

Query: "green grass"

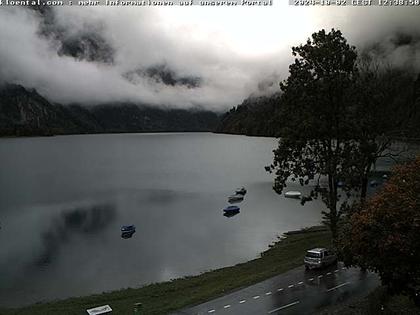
(0, 226), (331, 315)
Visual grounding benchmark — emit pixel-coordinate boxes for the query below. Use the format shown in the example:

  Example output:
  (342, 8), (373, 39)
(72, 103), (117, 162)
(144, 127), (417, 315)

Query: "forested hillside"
(0, 84), (220, 137)
(215, 93), (282, 137)
(217, 74), (420, 139)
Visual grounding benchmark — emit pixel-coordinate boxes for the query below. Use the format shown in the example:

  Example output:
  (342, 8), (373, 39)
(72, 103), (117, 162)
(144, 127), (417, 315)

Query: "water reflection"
(121, 231), (136, 239)
(36, 204), (116, 266)
(227, 199), (243, 204)
(223, 211), (240, 218)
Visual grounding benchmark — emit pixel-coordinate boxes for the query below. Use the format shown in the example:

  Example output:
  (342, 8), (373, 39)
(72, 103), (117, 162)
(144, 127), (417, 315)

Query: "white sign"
(86, 305), (112, 315)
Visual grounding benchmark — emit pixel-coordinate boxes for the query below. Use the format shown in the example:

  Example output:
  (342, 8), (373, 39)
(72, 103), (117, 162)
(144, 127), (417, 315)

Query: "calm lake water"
(0, 133), (328, 307)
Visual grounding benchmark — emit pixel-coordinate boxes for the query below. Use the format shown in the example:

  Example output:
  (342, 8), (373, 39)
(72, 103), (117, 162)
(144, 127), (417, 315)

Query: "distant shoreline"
(0, 130), (216, 139)
(3, 131), (419, 146)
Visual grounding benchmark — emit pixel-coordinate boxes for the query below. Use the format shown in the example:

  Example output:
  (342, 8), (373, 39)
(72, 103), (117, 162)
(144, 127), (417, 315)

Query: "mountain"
(31, 6), (115, 64)
(217, 71), (420, 139)
(31, 7), (202, 87)
(124, 64), (202, 89)
(90, 103), (219, 133)
(0, 84), (220, 137)
(0, 84), (97, 136)
(215, 93), (282, 137)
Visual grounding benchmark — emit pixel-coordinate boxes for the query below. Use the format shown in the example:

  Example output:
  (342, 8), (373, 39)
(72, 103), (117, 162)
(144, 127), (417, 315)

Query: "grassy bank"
(1, 226), (331, 315)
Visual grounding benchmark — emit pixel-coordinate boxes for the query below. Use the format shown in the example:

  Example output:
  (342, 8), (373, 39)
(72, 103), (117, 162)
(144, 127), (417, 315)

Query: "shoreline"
(1, 226), (331, 315)
(0, 130), (216, 139)
(3, 131), (419, 145)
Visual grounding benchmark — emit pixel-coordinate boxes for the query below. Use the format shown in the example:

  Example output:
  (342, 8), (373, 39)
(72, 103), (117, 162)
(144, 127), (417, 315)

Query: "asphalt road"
(173, 263), (379, 315)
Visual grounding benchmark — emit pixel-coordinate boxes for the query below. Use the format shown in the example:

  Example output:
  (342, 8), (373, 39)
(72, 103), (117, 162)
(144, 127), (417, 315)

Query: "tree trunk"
(328, 172), (339, 243)
(360, 174), (368, 202)
(329, 204), (339, 244)
(361, 162), (372, 204)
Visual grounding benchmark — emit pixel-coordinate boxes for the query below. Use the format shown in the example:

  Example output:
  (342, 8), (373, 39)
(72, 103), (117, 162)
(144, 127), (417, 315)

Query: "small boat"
(228, 194), (244, 203)
(223, 205), (240, 213)
(284, 191), (302, 199)
(121, 225), (136, 239)
(121, 225), (136, 233)
(224, 211), (239, 218)
(370, 180), (379, 187)
(235, 187), (247, 195)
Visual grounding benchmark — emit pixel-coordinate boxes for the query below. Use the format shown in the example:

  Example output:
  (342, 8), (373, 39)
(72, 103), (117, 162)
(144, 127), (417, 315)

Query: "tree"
(349, 59), (417, 203)
(269, 29), (358, 241)
(340, 156), (420, 306)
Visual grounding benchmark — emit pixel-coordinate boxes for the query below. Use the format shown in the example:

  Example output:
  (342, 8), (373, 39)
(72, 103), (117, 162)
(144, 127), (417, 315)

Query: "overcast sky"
(0, 4), (419, 109)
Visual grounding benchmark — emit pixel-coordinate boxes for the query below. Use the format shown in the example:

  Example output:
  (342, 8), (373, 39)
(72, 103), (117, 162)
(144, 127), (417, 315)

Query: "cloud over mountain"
(0, 5), (420, 109)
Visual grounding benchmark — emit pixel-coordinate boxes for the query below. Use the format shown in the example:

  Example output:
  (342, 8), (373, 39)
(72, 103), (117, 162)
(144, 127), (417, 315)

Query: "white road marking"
(208, 310), (215, 313)
(288, 284), (294, 288)
(239, 300), (246, 304)
(253, 295), (260, 299)
(277, 288), (284, 292)
(224, 305), (231, 309)
(268, 301), (300, 314)
(265, 292), (272, 295)
(298, 281), (304, 285)
(326, 282), (350, 292)
(309, 278), (314, 281)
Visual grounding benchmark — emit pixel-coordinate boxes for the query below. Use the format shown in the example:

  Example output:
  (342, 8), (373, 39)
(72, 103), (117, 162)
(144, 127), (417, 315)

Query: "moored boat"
(223, 205), (240, 213)
(235, 187), (247, 195)
(121, 225), (136, 239)
(228, 194), (244, 203)
(284, 191), (302, 199)
(121, 225), (136, 233)
(223, 211), (240, 218)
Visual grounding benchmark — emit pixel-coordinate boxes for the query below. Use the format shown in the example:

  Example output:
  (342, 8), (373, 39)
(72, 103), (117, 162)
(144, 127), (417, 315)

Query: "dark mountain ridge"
(217, 73), (420, 139)
(215, 92), (282, 137)
(0, 84), (220, 137)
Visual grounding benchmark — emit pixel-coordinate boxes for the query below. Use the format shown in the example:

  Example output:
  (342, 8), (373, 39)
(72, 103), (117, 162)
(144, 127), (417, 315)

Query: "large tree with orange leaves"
(341, 156), (420, 305)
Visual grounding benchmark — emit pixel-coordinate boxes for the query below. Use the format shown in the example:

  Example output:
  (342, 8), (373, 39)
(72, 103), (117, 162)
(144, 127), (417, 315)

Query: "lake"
(0, 133), (327, 307)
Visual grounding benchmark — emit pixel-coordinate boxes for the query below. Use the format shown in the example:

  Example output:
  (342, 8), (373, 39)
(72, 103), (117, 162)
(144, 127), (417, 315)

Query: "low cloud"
(0, 5), (419, 109)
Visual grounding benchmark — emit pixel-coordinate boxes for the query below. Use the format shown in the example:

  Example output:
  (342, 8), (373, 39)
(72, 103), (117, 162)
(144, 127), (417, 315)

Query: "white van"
(304, 248), (337, 270)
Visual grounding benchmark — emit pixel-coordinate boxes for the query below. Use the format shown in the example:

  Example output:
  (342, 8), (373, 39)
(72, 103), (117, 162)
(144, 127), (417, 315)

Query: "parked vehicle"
(304, 248), (337, 269)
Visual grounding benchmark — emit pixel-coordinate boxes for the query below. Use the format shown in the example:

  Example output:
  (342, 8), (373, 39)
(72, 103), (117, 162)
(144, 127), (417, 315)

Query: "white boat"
(228, 194), (244, 203)
(284, 191), (302, 199)
(86, 305), (112, 315)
